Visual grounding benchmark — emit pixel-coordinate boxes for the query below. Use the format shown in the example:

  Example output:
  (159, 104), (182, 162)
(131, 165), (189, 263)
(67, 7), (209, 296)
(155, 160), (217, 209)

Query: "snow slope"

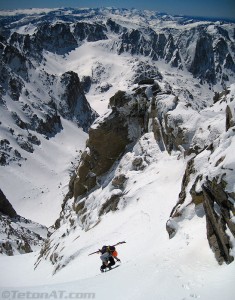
(0, 149), (234, 299)
(0, 118), (87, 226)
(42, 43), (135, 115)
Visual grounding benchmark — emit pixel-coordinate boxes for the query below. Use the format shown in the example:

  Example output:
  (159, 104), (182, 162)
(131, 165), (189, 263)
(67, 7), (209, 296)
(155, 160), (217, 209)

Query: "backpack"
(101, 245), (117, 256)
(107, 246), (118, 257)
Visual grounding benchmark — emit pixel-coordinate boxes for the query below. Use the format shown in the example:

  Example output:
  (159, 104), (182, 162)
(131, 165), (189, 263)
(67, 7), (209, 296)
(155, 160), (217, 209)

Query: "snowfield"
(0, 118), (87, 226)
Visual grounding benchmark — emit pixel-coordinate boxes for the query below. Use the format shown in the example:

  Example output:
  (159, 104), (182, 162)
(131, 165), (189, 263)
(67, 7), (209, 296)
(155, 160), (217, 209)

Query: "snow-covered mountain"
(0, 7), (235, 300)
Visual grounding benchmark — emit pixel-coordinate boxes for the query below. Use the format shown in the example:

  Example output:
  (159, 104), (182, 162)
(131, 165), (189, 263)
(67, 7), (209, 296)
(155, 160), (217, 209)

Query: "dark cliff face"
(72, 90), (145, 199)
(118, 28), (159, 58)
(188, 32), (215, 83)
(73, 22), (108, 42)
(2, 45), (30, 81)
(8, 21), (108, 60)
(35, 23), (78, 55)
(106, 18), (124, 34)
(60, 71), (98, 132)
(9, 32), (43, 62)
(202, 181), (235, 264)
(0, 189), (17, 218)
(70, 83), (183, 203)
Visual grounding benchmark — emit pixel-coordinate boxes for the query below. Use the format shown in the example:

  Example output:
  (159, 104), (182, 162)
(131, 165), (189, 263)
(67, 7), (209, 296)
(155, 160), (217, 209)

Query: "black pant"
(101, 256), (115, 270)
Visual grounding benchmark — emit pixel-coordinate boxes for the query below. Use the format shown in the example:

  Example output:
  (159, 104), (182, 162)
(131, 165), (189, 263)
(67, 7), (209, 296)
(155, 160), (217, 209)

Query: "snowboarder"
(88, 241), (126, 272)
(99, 245), (120, 272)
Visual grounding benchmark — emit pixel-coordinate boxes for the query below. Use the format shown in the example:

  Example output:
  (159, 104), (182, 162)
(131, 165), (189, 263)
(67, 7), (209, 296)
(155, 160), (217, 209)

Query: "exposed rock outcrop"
(9, 32), (43, 62)
(0, 189), (47, 256)
(35, 23), (78, 55)
(71, 81), (203, 205)
(59, 71), (98, 132)
(188, 32), (215, 84)
(166, 86), (235, 265)
(0, 189), (17, 218)
(73, 90), (145, 199)
(202, 182), (234, 264)
(2, 45), (30, 81)
(73, 22), (108, 42)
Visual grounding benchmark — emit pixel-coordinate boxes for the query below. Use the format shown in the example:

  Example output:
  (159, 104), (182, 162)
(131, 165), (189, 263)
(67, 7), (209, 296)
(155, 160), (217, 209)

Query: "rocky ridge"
(1, 8), (234, 86)
(166, 87), (235, 264)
